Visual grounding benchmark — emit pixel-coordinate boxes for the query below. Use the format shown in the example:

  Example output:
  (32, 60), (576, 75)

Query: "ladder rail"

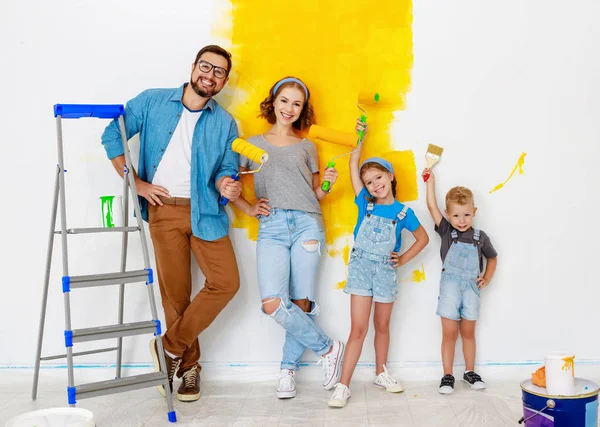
(56, 115), (76, 404)
(32, 166), (60, 400)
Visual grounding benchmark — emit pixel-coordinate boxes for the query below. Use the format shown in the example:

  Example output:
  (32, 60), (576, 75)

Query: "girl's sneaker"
(328, 383), (351, 408)
(373, 365), (404, 393)
(276, 369), (296, 399)
(463, 371), (486, 390)
(439, 374), (455, 395)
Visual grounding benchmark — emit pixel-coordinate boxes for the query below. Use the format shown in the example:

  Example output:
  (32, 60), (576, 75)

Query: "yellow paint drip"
(562, 356), (575, 377)
(336, 280), (346, 290)
(411, 263), (426, 283)
(489, 152), (527, 194)
(214, 0), (416, 247)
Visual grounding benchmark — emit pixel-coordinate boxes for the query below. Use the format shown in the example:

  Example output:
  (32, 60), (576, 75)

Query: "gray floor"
(1, 367), (597, 426)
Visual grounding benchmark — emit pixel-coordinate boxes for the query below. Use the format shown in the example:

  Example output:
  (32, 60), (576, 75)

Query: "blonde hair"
(445, 186), (474, 208)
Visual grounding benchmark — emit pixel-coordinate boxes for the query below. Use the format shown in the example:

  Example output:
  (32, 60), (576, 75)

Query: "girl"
(233, 77), (347, 399)
(328, 124), (429, 408)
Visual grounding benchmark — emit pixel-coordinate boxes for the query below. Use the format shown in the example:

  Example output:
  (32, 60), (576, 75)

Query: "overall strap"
(450, 229), (459, 243)
(395, 205), (409, 222)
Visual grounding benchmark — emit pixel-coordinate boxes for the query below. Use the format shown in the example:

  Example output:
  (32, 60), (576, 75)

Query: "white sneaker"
(328, 383), (351, 408)
(318, 340), (344, 390)
(276, 369), (296, 399)
(373, 365), (404, 393)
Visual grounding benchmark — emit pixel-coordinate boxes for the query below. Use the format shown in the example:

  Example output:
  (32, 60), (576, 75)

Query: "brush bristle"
(427, 144), (444, 156)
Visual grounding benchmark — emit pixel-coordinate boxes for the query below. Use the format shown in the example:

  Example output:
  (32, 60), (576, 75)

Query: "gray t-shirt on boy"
(239, 135), (322, 216)
(435, 217), (497, 272)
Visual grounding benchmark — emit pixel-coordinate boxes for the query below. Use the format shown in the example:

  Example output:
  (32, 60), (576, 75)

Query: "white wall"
(1, 0), (599, 369)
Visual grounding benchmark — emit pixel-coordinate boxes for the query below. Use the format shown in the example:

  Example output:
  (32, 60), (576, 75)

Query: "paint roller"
(308, 92), (381, 192)
(219, 138), (269, 206)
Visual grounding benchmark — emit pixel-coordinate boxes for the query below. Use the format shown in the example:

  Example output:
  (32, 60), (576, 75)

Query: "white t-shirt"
(152, 107), (202, 197)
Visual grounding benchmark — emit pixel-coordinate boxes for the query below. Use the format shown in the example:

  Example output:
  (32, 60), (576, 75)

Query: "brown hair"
(445, 186), (474, 208)
(194, 45), (232, 75)
(258, 77), (315, 131)
(360, 162), (397, 199)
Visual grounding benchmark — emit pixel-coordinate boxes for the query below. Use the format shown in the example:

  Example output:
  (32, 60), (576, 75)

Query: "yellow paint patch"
(489, 152), (527, 194)
(562, 356), (575, 377)
(213, 0), (416, 246)
(411, 263), (426, 283)
(336, 280), (346, 290)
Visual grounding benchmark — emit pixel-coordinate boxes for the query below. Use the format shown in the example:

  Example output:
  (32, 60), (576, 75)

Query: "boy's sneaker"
(328, 383), (351, 408)
(149, 337), (181, 397)
(463, 371), (486, 390)
(177, 365), (200, 402)
(318, 340), (344, 390)
(276, 369), (296, 399)
(373, 365), (404, 393)
(439, 374), (455, 395)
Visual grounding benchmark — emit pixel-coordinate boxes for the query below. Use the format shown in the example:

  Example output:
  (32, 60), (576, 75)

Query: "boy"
(423, 168), (498, 394)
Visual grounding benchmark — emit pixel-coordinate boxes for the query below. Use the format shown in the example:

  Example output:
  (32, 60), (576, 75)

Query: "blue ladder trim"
(62, 276), (71, 293)
(145, 268), (154, 285)
(153, 320), (162, 336)
(54, 104), (125, 119)
(168, 411), (177, 423)
(64, 330), (73, 347)
(67, 386), (76, 404)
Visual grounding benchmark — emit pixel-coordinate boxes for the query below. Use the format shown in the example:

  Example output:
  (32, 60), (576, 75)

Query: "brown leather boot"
(177, 365), (201, 402)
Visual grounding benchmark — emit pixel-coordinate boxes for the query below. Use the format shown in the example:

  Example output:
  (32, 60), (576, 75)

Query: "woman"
(233, 77), (343, 399)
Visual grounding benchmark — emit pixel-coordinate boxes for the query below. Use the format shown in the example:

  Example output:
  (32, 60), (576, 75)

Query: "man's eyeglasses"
(196, 60), (228, 79)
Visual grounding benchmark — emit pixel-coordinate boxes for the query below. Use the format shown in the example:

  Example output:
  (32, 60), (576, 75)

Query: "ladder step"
(75, 371), (167, 400)
(68, 269), (150, 289)
(54, 226), (140, 235)
(41, 347), (118, 361)
(72, 321), (158, 343)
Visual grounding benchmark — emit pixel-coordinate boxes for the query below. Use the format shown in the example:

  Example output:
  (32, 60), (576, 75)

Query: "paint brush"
(422, 144), (444, 182)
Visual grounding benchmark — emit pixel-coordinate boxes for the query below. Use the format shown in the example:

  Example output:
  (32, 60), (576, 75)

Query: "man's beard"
(191, 78), (217, 98)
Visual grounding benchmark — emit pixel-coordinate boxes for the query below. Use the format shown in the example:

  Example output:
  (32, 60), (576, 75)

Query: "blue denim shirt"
(101, 84), (239, 241)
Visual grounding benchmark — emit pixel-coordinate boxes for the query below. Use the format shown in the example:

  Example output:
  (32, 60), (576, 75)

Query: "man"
(101, 45), (242, 402)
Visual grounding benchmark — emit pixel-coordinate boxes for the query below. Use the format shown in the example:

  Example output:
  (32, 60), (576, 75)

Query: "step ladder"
(32, 104), (177, 423)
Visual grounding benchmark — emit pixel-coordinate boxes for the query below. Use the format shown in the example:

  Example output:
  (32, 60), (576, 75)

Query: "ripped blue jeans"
(257, 208), (332, 370)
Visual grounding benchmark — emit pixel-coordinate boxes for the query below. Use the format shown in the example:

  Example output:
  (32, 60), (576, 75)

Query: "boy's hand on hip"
(476, 276), (490, 289)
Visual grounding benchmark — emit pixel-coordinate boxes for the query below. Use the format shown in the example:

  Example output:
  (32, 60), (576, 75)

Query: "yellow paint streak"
(336, 280), (346, 290)
(411, 263), (426, 283)
(489, 152), (527, 194)
(214, 0), (416, 246)
(562, 356), (575, 377)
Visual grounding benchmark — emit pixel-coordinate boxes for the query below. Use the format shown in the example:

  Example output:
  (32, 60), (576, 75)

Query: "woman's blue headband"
(273, 77), (309, 101)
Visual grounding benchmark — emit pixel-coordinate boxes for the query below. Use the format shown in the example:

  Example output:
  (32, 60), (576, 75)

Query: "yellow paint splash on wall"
(213, 0), (416, 246)
(411, 263), (426, 283)
(489, 152), (527, 194)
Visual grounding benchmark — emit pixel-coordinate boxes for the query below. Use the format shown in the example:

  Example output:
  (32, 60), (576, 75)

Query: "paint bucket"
(100, 195), (123, 228)
(519, 378), (599, 426)
(545, 351), (575, 396)
(5, 407), (95, 427)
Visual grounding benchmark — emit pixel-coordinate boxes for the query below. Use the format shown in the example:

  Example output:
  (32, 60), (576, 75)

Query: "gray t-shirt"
(435, 217), (497, 272)
(239, 135), (322, 215)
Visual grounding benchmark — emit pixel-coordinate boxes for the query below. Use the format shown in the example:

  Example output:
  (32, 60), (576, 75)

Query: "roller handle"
(357, 114), (367, 144)
(219, 174), (240, 206)
(321, 161), (336, 192)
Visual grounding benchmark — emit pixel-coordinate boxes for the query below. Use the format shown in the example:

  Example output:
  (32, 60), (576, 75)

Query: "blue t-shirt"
(353, 188), (421, 252)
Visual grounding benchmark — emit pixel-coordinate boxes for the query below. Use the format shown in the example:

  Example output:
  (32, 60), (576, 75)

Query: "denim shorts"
(436, 271), (481, 321)
(256, 208), (324, 304)
(344, 250), (398, 303)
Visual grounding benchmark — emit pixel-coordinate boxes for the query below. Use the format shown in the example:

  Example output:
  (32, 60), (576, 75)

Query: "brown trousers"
(148, 199), (240, 373)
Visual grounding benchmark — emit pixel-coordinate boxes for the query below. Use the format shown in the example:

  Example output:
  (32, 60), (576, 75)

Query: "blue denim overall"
(436, 228), (482, 321)
(344, 203), (408, 303)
